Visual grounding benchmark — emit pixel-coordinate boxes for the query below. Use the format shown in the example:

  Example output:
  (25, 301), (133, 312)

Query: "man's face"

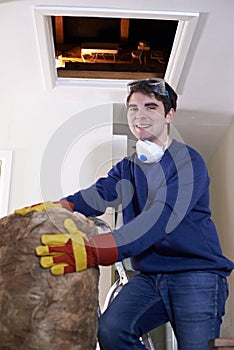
(127, 91), (170, 144)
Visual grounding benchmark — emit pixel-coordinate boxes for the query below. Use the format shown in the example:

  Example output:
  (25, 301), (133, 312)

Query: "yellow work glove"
(35, 218), (118, 275)
(14, 200), (74, 215)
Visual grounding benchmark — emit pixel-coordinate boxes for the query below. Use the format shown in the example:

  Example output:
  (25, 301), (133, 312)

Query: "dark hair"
(126, 80), (178, 115)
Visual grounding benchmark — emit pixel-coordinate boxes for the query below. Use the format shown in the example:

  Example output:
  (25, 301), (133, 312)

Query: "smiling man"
(16, 79), (234, 350)
(126, 80), (174, 144)
(126, 79), (175, 164)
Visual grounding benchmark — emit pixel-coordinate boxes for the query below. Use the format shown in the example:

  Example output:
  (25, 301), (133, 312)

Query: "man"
(16, 79), (233, 349)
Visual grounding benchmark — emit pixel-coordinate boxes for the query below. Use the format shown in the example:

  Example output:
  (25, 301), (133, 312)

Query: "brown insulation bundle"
(0, 208), (100, 350)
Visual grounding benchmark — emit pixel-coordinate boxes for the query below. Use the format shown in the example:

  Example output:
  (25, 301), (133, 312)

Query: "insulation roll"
(0, 208), (100, 350)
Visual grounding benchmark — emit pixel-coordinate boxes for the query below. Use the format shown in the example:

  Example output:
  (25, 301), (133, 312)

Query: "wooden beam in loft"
(55, 16), (64, 45)
(120, 18), (129, 45)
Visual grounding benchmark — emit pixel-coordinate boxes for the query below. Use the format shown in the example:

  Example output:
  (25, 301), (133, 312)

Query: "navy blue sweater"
(65, 140), (234, 277)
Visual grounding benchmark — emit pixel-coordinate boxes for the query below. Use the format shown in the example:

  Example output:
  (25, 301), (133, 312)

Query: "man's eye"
(146, 105), (157, 111)
(128, 106), (138, 112)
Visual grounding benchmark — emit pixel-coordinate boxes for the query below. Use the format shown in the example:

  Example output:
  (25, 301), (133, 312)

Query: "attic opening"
(52, 16), (178, 80)
(34, 6), (199, 90)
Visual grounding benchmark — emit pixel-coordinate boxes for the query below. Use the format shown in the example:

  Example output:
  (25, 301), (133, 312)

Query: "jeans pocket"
(218, 277), (229, 317)
(223, 277), (229, 299)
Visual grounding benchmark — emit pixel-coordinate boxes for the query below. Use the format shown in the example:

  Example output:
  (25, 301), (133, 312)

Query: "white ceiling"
(167, 1), (234, 162)
(2, 0), (234, 165)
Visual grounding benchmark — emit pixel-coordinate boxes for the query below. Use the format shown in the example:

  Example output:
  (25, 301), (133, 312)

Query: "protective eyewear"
(127, 78), (170, 99)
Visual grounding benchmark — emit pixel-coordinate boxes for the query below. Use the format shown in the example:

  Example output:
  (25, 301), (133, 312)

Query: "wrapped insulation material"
(0, 208), (100, 350)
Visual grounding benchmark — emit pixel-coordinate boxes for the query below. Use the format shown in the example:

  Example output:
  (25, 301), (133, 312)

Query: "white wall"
(208, 120), (234, 337)
(0, 8), (124, 210)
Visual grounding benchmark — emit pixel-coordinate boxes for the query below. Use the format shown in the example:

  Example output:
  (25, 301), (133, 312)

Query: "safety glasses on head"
(127, 78), (170, 99)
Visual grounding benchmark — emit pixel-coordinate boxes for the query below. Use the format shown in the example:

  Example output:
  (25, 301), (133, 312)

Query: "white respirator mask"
(136, 137), (169, 163)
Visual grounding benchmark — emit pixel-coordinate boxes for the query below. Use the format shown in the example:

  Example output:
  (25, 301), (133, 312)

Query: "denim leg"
(98, 271), (229, 350)
(98, 273), (168, 350)
(163, 272), (229, 350)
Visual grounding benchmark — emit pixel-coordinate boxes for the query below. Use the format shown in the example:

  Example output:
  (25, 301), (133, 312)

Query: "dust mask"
(136, 137), (169, 163)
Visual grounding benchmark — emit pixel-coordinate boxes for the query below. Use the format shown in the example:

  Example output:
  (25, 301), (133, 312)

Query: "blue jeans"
(98, 272), (229, 350)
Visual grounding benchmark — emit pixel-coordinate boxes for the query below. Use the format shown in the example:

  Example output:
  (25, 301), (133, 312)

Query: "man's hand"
(35, 218), (118, 275)
(15, 200), (74, 215)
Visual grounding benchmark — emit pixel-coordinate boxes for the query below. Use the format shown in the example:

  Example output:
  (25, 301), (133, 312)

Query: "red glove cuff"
(86, 233), (118, 267)
(59, 200), (74, 211)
